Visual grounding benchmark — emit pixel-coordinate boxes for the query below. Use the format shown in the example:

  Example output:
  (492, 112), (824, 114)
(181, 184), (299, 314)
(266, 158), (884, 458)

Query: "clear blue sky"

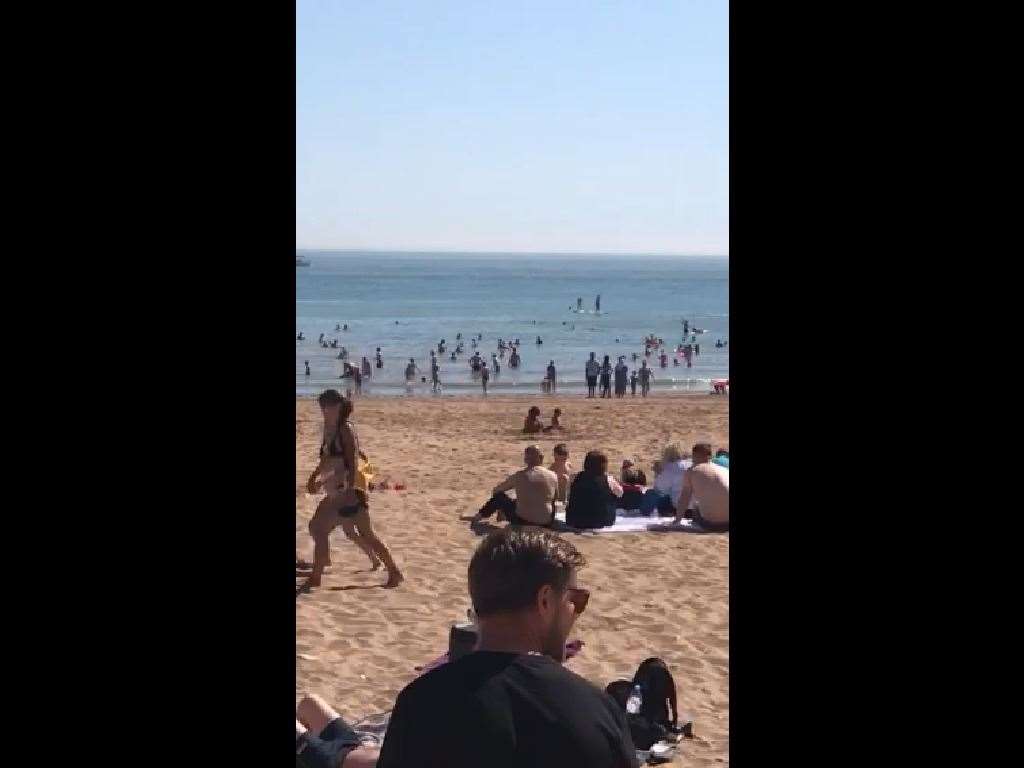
(297, 1), (728, 255)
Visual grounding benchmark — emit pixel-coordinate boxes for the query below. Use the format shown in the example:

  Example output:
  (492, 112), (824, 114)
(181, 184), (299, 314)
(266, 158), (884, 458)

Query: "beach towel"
(552, 510), (704, 534)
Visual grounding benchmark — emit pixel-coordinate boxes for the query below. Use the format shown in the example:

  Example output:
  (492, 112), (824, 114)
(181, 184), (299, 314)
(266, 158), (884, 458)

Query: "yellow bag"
(354, 452), (375, 492)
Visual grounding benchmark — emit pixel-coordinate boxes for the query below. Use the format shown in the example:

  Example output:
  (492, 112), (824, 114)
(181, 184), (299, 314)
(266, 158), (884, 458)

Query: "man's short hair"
(468, 528), (585, 617)
(693, 442), (713, 457)
(318, 389), (344, 407)
(662, 444), (683, 463)
(553, 443), (568, 457)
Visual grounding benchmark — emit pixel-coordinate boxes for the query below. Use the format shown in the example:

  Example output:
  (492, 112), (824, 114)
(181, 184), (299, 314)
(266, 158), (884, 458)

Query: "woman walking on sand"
(304, 390), (403, 589)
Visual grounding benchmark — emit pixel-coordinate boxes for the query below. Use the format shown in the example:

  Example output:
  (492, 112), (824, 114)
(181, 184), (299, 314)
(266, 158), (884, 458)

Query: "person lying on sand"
(523, 406), (543, 434)
(474, 445), (558, 527)
(304, 390), (404, 589)
(542, 408), (563, 432)
(372, 528), (638, 768)
(296, 693), (380, 767)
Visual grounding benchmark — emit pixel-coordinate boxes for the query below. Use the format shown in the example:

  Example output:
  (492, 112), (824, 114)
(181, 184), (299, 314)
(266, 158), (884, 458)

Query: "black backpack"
(606, 658), (687, 750)
(632, 657), (678, 730)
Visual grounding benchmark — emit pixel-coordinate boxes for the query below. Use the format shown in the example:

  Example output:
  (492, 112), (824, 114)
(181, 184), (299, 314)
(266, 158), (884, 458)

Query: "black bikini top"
(321, 418), (349, 462)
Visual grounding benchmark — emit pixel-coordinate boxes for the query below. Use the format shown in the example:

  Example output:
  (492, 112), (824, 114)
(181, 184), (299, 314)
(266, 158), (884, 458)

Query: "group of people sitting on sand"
(523, 405), (563, 433)
(472, 441), (729, 532)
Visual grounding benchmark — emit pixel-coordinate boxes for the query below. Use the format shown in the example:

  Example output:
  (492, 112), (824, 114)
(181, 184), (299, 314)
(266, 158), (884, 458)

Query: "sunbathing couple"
(301, 390), (404, 589)
(474, 442), (729, 532)
(297, 527), (640, 768)
(523, 405), (562, 434)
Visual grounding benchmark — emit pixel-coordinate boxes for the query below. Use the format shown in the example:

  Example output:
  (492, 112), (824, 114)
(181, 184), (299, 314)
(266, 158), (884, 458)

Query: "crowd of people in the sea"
(297, 314), (728, 397)
(296, 384), (729, 767)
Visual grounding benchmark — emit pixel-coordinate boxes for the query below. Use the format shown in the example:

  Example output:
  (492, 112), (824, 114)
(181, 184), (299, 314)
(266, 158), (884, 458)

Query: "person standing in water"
(430, 355), (441, 393)
(304, 361), (311, 377)
(599, 355), (612, 398)
(614, 357), (628, 398)
(304, 390), (403, 589)
(405, 358), (419, 383)
(639, 360), (653, 397)
(546, 360), (557, 393)
(576, 296), (583, 311)
(630, 370), (638, 396)
(361, 356), (372, 379)
(585, 352), (600, 398)
(480, 362), (490, 395)
(595, 294), (601, 312)
(375, 348), (383, 369)
(491, 353), (500, 375)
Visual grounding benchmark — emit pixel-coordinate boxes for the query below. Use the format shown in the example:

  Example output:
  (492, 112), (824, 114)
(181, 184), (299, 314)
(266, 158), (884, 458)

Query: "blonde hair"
(662, 444), (683, 463)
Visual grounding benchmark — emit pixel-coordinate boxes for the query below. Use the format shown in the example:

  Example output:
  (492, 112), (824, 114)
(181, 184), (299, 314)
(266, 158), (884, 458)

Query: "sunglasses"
(566, 587), (590, 615)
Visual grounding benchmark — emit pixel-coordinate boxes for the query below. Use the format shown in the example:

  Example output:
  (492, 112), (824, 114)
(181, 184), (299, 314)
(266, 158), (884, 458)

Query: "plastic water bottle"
(626, 684), (643, 714)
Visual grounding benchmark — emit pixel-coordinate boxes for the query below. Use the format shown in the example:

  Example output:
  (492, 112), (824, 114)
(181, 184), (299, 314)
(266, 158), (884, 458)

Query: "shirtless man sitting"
(474, 445), (559, 527)
(674, 442), (730, 532)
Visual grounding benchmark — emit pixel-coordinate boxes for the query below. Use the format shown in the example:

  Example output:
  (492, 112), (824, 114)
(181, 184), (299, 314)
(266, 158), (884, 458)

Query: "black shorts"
(297, 717), (361, 768)
(586, 375), (597, 387)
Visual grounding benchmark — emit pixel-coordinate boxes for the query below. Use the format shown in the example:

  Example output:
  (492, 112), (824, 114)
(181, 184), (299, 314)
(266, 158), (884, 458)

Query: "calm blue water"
(296, 252), (728, 396)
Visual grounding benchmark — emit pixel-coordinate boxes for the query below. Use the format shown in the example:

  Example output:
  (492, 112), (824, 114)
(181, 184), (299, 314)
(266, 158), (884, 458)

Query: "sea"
(296, 252), (728, 397)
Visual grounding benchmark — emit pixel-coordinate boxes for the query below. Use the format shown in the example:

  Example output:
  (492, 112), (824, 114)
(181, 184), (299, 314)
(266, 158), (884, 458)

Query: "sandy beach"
(296, 393), (729, 767)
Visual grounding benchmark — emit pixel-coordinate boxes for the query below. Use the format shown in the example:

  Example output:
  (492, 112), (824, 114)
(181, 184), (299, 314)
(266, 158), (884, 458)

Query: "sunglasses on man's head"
(566, 587), (590, 615)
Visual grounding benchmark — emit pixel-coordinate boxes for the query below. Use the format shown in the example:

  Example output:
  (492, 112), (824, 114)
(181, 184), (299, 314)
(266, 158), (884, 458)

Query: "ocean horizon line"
(297, 249), (729, 260)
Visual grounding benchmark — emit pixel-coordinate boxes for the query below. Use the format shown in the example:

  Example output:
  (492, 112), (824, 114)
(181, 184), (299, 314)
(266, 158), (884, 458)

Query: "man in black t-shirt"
(376, 528), (638, 768)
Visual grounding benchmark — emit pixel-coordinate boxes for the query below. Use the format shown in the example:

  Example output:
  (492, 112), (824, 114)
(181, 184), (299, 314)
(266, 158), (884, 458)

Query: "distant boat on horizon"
(296, 255), (311, 267)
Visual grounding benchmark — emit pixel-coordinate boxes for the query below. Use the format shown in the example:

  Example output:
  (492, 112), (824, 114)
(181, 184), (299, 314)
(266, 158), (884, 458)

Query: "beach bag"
(606, 680), (669, 750)
(632, 657), (679, 730)
(352, 451), (374, 493)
